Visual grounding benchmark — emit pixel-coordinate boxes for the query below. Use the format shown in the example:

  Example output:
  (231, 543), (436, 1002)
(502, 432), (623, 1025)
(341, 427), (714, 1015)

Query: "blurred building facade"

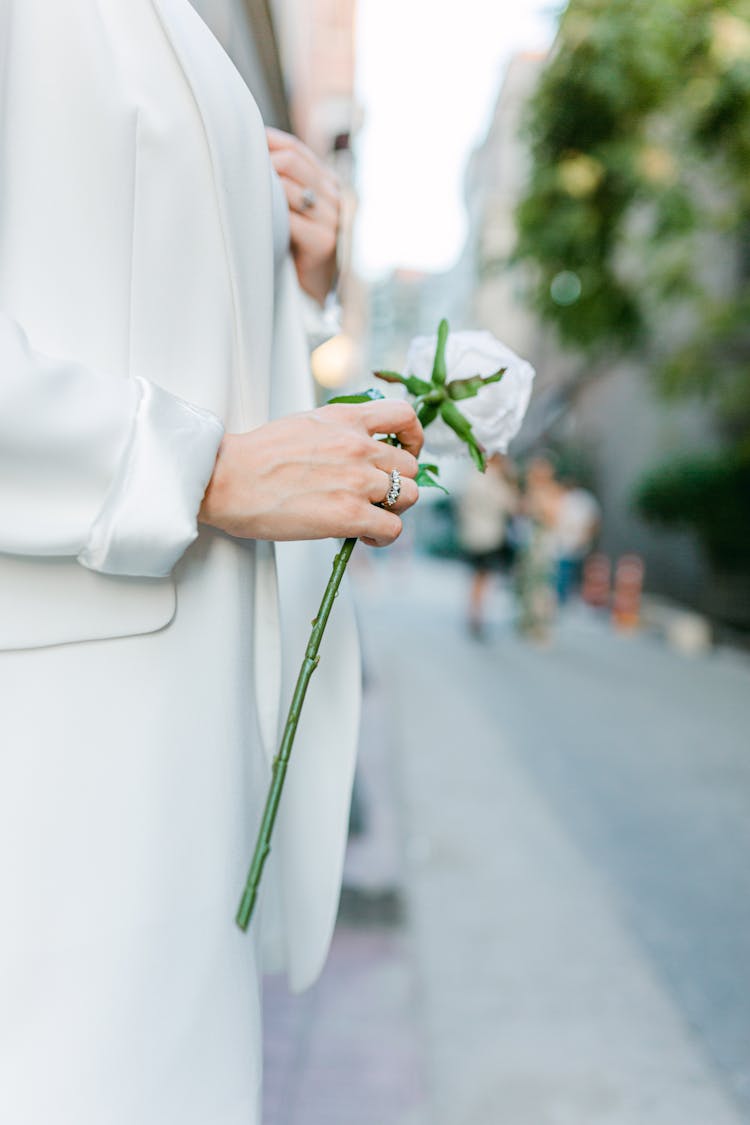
(365, 268), (464, 377)
(271, 0), (357, 158)
(190, 0), (358, 150)
(458, 52), (715, 608)
(189, 0), (292, 128)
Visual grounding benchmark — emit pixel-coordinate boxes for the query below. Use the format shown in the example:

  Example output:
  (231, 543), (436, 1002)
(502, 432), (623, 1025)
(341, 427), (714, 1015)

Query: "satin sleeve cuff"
(78, 377), (224, 578)
(300, 289), (342, 353)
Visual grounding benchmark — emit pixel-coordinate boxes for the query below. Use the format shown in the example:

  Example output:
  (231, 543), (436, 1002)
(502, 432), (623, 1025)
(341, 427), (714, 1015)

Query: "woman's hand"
(266, 126), (341, 304)
(199, 400), (423, 547)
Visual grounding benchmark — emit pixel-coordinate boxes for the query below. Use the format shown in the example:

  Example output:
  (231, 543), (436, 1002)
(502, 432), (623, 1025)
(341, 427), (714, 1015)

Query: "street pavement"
(264, 555), (750, 1124)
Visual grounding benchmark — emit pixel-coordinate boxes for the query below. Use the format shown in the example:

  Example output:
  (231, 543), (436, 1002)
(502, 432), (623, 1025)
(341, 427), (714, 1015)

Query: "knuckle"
(368, 511), (401, 545)
(320, 403), (352, 425)
(384, 515), (403, 544)
(348, 464), (372, 494)
(312, 403), (335, 422)
(327, 429), (352, 457)
(392, 400), (417, 423)
(272, 149), (292, 173)
(355, 465), (375, 492)
(402, 478), (419, 506)
(400, 451), (420, 478)
(293, 135), (312, 159)
(357, 433), (376, 458)
(332, 491), (360, 525)
(339, 430), (369, 460)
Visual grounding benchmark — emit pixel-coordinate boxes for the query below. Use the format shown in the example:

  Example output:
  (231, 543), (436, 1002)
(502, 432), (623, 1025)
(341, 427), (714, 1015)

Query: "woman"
(0, 1), (422, 1121)
(457, 454), (519, 639)
(515, 456), (560, 643)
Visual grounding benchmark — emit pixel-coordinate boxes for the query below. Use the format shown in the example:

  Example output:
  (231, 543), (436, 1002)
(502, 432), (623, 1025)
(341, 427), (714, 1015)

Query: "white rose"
(405, 330), (535, 456)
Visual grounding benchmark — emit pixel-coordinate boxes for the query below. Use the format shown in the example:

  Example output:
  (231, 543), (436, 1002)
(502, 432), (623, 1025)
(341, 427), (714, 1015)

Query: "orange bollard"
(612, 554), (644, 631)
(582, 553), (611, 608)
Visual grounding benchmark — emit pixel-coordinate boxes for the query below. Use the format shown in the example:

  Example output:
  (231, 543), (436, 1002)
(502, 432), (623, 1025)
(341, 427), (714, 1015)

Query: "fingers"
(266, 129), (337, 188)
(266, 128), (340, 205)
(365, 467), (419, 514)
(363, 400), (424, 458)
(315, 401), (424, 463)
(266, 126), (320, 167)
(372, 443), (420, 481)
(265, 125), (294, 151)
(266, 128), (342, 302)
(357, 506), (402, 548)
(287, 210), (337, 259)
(203, 408), (421, 548)
(334, 399), (424, 458)
(282, 178), (339, 221)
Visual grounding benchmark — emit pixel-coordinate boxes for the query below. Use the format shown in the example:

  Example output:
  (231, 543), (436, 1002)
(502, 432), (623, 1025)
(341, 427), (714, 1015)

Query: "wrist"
(299, 262), (336, 306)
(199, 433), (233, 530)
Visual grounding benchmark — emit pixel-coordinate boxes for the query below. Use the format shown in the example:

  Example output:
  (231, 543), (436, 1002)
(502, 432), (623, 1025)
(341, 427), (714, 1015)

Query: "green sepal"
(447, 367), (506, 401)
(431, 319), (449, 386)
(416, 462), (449, 494)
(417, 401), (440, 428)
(405, 374), (434, 396)
(375, 370), (434, 397)
(466, 440), (487, 473)
(440, 399), (486, 472)
(439, 397), (472, 439)
(328, 388), (385, 404)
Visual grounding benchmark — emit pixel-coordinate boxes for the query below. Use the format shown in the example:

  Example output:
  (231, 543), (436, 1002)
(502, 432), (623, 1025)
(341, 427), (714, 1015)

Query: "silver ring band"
(301, 187), (317, 211)
(381, 469), (402, 509)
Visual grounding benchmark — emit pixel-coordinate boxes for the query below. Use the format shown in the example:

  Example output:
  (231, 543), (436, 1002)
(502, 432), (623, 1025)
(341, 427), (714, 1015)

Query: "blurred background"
(195, 1), (750, 1121)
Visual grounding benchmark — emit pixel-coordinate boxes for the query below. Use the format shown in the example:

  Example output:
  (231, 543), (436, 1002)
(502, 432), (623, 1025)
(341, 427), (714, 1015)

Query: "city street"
(264, 556), (750, 1125)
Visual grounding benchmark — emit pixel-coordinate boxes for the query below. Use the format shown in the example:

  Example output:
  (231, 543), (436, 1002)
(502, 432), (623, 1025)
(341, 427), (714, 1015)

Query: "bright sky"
(353, 1), (559, 277)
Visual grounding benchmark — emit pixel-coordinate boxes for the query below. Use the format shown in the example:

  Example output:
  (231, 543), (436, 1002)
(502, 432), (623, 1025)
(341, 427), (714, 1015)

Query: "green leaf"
(328, 388), (385, 404)
(447, 367), (506, 401)
(431, 319), (449, 386)
(416, 463), (449, 494)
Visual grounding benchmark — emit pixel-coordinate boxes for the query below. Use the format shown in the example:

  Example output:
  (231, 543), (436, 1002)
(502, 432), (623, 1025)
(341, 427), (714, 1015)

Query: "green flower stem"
(235, 535), (358, 932)
(235, 320), (493, 931)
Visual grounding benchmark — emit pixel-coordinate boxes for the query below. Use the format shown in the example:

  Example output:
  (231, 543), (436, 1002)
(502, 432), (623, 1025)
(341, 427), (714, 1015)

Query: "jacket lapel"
(151, 0), (282, 767)
(150, 0), (274, 431)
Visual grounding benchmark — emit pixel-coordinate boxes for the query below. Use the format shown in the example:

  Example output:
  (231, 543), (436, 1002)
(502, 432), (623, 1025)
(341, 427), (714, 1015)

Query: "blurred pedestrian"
(515, 455), (561, 643)
(457, 454), (519, 639)
(554, 477), (601, 605)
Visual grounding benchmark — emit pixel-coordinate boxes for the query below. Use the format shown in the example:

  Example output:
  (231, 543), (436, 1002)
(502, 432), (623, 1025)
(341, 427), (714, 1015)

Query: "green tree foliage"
(635, 450), (750, 570)
(515, 0), (750, 569)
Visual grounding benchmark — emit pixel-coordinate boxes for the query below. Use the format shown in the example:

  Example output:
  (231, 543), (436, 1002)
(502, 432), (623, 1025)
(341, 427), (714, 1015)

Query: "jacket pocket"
(0, 555), (175, 651)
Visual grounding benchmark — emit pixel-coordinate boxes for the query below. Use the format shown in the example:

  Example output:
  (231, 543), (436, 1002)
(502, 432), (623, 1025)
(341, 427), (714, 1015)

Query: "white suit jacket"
(0, 0), (360, 990)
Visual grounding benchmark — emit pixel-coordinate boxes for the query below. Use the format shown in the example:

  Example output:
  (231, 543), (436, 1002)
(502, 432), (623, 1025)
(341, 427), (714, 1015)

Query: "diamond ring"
(380, 469), (402, 509)
(301, 187), (317, 211)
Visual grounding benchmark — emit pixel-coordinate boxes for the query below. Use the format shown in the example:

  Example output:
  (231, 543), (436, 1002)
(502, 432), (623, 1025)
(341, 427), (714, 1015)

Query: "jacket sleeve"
(0, 313), (224, 578)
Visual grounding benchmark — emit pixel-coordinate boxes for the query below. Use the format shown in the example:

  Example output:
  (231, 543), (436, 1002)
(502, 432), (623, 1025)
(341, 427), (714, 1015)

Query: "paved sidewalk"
(263, 924), (424, 1125)
(262, 611), (428, 1125)
(264, 556), (750, 1124)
